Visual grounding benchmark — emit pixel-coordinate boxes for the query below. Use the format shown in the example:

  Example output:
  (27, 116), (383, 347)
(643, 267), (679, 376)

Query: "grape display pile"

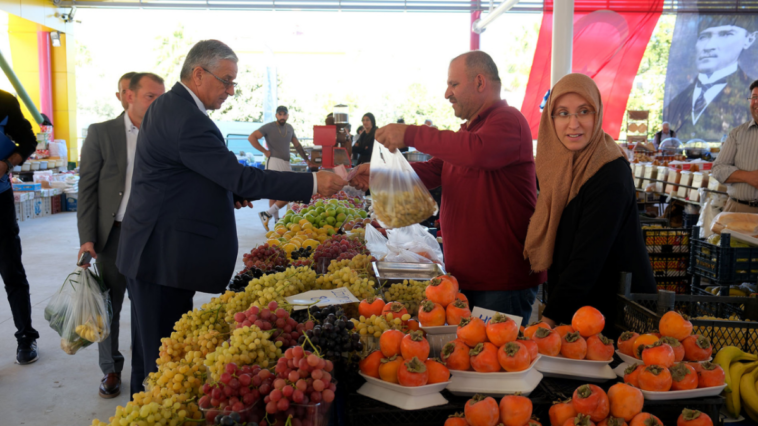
(242, 244), (290, 273)
(233, 301), (315, 349)
(312, 234), (369, 266)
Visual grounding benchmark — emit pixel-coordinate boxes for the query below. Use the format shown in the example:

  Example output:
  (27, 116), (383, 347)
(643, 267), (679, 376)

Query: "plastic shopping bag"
(44, 266), (112, 355)
(365, 224), (389, 260)
(387, 224), (444, 265)
(369, 142), (438, 228)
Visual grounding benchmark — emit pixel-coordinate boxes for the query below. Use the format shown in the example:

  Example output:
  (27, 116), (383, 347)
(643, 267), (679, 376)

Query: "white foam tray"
(640, 384), (726, 400)
(357, 372), (449, 410)
(536, 354), (615, 382)
(446, 355), (542, 396)
(421, 324), (458, 335)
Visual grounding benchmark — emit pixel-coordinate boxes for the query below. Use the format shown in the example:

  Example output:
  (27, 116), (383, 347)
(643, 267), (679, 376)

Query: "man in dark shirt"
(0, 90), (40, 364)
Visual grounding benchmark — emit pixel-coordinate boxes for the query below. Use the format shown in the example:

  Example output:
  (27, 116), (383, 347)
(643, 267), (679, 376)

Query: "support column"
(470, 10), (481, 50)
(51, 32), (78, 163)
(551, 0), (574, 86)
(37, 30), (52, 135)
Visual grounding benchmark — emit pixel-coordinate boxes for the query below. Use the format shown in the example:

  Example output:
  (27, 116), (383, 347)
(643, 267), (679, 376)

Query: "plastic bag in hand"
(369, 143), (438, 228)
(44, 266), (112, 355)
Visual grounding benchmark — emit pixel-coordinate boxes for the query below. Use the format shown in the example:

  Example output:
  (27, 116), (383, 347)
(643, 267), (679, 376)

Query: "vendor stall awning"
(54, 0), (758, 12)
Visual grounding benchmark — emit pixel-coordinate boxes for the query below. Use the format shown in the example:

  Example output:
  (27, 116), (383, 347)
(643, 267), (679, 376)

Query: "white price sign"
(285, 288), (360, 311)
(470, 306), (522, 327)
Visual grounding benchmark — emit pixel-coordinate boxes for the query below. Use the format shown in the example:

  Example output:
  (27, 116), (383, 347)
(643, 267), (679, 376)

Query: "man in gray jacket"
(77, 72), (165, 398)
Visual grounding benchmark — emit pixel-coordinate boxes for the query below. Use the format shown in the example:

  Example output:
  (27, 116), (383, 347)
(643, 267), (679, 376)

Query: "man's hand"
(540, 316), (556, 328)
(307, 160), (319, 169)
(77, 242), (97, 269)
(375, 124), (408, 153)
(235, 200), (254, 209)
(349, 163), (370, 191)
(316, 171), (347, 197)
(264, 151), (271, 158)
(0, 160), (7, 176)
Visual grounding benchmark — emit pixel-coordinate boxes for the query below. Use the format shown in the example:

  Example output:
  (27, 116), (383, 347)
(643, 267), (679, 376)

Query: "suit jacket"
(666, 68), (752, 141)
(77, 114), (128, 253)
(116, 83), (313, 293)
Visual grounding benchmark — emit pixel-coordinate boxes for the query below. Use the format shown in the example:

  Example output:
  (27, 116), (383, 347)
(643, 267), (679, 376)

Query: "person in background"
(712, 80), (758, 213)
(353, 113), (376, 165)
(0, 90), (39, 365)
(78, 72), (166, 398)
(424, 119), (433, 127)
(117, 40), (346, 398)
(350, 51), (544, 323)
(248, 106), (316, 230)
(115, 72), (137, 111)
(351, 126), (364, 166)
(524, 73), (656, 336)
(652, 121), (676, 149)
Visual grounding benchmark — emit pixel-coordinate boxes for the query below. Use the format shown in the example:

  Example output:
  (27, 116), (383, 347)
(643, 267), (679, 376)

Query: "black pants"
(96, 226), (127, 375)
(126, 276), (194, 397)
(0, 188), (38, 344)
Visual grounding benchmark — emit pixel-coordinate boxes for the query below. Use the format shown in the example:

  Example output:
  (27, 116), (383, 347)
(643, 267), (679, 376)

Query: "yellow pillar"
(51, 32), (77, 162)
(7, 14), (40, 134)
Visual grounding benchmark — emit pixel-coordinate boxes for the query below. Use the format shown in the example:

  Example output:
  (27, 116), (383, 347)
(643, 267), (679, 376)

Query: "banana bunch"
(714, 346), (758, 419)
(75, 315), (108, 342)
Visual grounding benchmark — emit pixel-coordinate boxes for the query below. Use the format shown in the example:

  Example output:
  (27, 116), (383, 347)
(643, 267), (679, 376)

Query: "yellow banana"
(715, 346), (758, 394)
(740, 366), (758, 422)
(728, 360), (758, 417)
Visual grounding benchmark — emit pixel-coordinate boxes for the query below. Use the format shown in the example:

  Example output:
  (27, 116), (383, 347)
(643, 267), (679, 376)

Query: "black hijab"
(356, 113), (377, 164)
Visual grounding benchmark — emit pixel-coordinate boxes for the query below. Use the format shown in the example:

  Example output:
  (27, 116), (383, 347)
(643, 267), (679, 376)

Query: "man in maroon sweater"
(350, 51), (545, 323)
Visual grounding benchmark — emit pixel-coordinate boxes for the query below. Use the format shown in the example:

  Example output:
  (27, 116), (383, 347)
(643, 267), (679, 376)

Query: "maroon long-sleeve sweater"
(405, 100), (546, 291)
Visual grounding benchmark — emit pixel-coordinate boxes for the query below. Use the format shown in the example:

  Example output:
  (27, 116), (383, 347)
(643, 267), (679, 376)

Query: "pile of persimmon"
(623, 337), (725, 392)
(359, 329), (450, 387)
(450, 393), (533, 426)
(549, 382), (659, 426)
(617, 311), (713, 362)
(526, 306), (615, 361)
(420, 275), (472, 327)
(440, 312), (532, 373)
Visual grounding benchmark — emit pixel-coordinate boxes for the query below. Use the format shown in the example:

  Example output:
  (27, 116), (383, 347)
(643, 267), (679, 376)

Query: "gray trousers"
(96, 226), (127, 375)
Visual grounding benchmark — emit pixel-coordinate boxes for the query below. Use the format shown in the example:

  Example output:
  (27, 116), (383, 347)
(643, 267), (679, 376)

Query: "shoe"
(99, 372), (121, 398)
(259, 211), (272, 231)
(16, 340), (39, 365)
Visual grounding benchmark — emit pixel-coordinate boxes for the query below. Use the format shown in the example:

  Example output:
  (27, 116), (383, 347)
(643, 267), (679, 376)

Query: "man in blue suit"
(117, 40), (347, 397)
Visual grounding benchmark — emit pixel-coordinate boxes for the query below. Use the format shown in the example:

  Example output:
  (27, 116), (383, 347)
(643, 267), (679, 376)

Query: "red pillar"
(37, 31), (53, 135)
(470, 10), (481, 50)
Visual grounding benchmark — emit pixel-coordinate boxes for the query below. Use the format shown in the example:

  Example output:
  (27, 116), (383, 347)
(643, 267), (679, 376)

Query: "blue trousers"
(461, 286), (539, 326)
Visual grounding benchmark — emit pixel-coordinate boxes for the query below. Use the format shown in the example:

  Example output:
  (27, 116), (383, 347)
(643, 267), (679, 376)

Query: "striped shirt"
(713, 119), (758, 201)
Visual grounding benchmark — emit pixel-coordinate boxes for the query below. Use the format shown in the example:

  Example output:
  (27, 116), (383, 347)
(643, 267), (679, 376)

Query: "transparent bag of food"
(44, 266), (112, 355)
(369, 143), (438, 228)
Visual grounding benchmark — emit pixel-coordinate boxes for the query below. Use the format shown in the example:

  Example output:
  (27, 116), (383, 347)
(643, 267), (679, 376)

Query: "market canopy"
(56, 0), (758, 12)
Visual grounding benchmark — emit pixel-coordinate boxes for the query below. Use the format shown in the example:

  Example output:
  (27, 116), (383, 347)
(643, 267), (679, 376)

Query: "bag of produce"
(44, 266), (112, 355)
(387, 224), (444, 265)
(711, 212), (758, 236)
(369, 143), (437, 228)
(365, 224), (389, 260)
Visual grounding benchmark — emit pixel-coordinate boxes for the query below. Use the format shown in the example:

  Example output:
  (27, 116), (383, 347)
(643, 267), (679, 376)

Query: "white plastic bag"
(364, 224), (389, 261)
(369, 143), (438, 228)
(44, 266), (111, 355)
(387, 224), (444, 264)
(385, 245), (433, 263)
(697, 193), (726, 239)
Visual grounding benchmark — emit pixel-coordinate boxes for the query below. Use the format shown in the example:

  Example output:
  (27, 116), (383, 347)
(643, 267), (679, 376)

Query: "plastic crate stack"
(642, 227), (691, 294)
(689, 226), (758, 288)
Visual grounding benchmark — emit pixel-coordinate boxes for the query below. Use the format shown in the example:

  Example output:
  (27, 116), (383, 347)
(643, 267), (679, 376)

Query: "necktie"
(693, 77), (728, 118)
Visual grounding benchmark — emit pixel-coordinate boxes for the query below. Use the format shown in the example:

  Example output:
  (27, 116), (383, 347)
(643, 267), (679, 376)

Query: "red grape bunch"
(242, 244), (290, 273)
(233, 301), (315, 349)
(199, 362), (273, 425)
(312, 235), (368, 266)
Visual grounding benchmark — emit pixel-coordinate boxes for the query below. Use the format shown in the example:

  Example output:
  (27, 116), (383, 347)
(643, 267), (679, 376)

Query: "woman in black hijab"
(353, 113), (376, 165)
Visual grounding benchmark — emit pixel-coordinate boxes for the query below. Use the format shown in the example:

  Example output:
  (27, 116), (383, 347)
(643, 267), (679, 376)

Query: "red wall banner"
(521, 0), (663, 139)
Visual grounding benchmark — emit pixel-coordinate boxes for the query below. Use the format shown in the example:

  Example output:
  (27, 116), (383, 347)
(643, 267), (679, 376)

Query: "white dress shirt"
(691, 62), (738, 125)
(178, 81), (318, 196)
(115, 112), (139, 221)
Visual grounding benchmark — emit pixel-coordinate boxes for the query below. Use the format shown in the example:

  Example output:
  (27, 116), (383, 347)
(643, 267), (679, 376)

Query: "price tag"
(286, 288), (360, 311)
(470, 306), (522, 326)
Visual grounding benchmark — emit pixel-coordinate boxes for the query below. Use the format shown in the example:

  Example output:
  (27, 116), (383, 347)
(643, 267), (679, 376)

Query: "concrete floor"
(0, 204), (270, 426)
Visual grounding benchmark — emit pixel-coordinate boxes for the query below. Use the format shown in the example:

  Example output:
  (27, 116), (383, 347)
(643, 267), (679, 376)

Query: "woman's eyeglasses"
(552, 110), (596, 122)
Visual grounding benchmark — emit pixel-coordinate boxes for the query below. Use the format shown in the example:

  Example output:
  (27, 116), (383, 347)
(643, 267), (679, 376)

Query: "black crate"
(643, 227), (690, 254)
(656, 276), (690, 294)
(683, 212), (699, 229)
(649, 253), (689, 278)
(690, 227), (758, 284)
